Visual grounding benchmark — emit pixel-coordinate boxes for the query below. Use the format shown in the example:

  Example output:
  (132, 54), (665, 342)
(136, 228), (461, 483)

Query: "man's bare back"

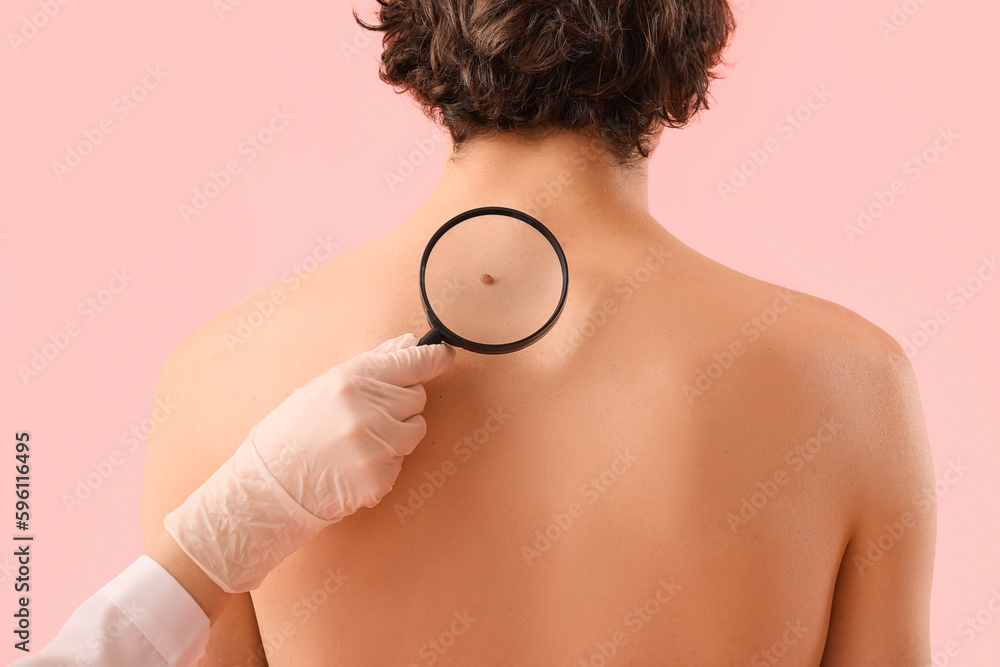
(142, 204), (935, 665)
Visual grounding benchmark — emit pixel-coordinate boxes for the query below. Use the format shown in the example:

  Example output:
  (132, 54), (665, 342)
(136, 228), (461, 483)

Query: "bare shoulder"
(140, 278), (292, 548)
(685, 248), (930, 473)
(713, 262), (934, 513)
(697, 249), (915, 385)
(139, 253), (374, 665)
(139, 248), (371, 544)
(138, 280), (296, 665)
(750, 264), (920, 413)
(721, 279), (938, 663)
(767, 279), (924, 445)
(678, 253), (935, 662)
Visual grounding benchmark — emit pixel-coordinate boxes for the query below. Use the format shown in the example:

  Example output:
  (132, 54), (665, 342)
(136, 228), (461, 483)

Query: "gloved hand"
(163, 333), (455, 593)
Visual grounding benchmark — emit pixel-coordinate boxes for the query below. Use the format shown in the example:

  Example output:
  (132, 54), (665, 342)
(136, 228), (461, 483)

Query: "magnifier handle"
(417, 329), (444, 346)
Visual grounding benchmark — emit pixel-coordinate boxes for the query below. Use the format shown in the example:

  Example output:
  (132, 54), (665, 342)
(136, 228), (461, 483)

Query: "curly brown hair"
(353, 0), (736, 167)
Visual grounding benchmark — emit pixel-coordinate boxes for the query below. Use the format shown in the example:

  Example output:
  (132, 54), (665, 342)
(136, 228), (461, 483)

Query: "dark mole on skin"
(480, 273), (494, 285)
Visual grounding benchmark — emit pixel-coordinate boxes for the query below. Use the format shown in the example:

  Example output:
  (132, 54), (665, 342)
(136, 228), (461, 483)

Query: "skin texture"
(141, 130), (936, 666)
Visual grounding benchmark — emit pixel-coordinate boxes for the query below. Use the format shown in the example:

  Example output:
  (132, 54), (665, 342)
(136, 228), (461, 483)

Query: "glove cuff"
(163, 434), (337, 593)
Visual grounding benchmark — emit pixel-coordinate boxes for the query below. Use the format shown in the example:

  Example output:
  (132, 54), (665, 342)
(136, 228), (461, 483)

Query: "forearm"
(146, 530), (234, 624)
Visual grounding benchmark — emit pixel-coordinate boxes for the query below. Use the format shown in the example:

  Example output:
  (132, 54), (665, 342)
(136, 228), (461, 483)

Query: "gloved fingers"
(373, 412), (428, 457)
(363, 341), (456, 388)
(376, 332), (419, 353)
(340, 453), (405, 512)
(357, 377), (428, 423)
(301, 333), (421, 411)
(348, 333), (417, 366)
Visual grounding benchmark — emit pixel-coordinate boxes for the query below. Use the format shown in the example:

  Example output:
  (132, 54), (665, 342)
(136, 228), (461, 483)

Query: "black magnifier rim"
(419, 205), (569, 355)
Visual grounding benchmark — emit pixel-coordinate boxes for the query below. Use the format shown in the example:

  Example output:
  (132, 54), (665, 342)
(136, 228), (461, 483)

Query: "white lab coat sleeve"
(10, 554), (211, 667)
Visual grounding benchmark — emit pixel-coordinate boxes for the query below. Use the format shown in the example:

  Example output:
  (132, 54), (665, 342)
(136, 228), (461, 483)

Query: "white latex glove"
(163, 333), (455, 593)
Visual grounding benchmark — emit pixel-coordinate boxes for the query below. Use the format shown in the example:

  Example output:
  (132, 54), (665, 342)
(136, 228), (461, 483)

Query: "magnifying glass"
(415, 206), (569, 354)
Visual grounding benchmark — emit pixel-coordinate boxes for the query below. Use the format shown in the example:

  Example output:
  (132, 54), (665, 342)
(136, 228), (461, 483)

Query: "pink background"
(3, 0), (998, 663)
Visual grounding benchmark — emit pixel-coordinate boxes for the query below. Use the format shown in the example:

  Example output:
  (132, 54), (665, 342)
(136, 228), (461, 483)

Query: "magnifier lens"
(422, 213), (565, 347)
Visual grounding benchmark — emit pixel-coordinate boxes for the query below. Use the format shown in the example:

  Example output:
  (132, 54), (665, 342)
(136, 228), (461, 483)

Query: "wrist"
(145, 529), (233, 623)
(162, 434), (337, 593)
